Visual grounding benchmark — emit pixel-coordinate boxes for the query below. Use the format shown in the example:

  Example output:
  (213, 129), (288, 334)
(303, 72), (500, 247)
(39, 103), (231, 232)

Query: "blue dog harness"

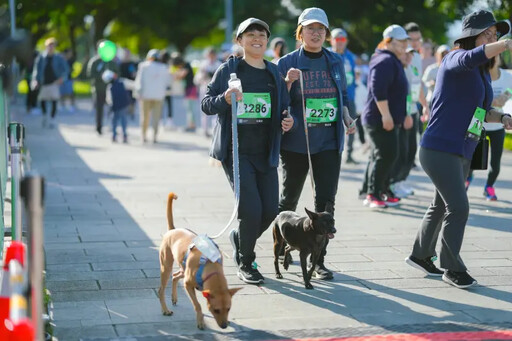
(181, 239), (222, 291)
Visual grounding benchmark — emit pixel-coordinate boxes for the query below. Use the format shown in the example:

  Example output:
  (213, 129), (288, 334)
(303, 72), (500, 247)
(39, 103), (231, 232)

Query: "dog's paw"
(276, 273), (283, 279)
(283, 262), (290, 270)
(172, 298), (177, 306)
(162, 309), (174, 316)
(305, 282), (314, 290)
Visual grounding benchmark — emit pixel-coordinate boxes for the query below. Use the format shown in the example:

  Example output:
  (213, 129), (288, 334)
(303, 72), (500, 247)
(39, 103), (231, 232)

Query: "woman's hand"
(403, 115), (413, 130)
(342, 107), (357, 134)
(492, 92), (512, 108)
(382, 114), (394, 131)
(224, 88), (243, 105)
(502, 114), (512, 130)
(285, 68), (301, 84)
(281, 110), (294, 132)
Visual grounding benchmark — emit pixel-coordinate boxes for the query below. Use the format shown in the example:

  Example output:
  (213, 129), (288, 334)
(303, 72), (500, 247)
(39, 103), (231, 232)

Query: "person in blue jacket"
(277, 7), (356, 281)
(31, 37), (69, 128)
(406, 10), (512, 289)
(201, 18), (294, 285)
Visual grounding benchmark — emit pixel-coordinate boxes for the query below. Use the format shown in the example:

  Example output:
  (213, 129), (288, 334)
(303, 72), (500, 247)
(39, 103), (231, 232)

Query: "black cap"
(455, 10), (509, 44)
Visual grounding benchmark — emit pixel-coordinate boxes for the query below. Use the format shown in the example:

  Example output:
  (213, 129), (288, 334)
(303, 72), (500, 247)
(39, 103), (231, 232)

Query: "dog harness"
(182, 240), (222, 291)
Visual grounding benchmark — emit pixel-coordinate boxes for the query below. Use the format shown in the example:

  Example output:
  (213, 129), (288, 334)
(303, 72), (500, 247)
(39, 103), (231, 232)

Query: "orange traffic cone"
(0, 242), (26, 339)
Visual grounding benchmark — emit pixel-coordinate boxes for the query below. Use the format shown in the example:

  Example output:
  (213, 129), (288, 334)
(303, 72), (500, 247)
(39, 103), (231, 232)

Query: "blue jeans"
(112, 107), (128, 139)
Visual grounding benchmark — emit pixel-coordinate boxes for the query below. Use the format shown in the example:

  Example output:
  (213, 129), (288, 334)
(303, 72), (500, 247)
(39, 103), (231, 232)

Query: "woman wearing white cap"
(406, 10), (512, 289)
(277, 7), (356, 281)
(202, 18), (294, 285)
(360, 24), (410, 209)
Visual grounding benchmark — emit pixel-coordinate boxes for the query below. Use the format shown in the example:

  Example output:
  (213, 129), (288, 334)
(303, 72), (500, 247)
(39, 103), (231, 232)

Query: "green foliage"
(505, 132), (512, 151)
(15, 0), (512, 58)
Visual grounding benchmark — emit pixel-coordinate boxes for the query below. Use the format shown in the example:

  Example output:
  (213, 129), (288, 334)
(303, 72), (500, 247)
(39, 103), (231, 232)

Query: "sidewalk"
(11, 99), (512, 340)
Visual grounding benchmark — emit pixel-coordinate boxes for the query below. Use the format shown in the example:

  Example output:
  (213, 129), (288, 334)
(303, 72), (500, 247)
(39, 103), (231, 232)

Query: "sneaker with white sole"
(400, 182), (414, 196)
(308, 263), (334, 280)
(405, 255), (443, 276)
(442, 270), (477, 289)
(237, 263), (264, 284)
(363, 194), (387, 208)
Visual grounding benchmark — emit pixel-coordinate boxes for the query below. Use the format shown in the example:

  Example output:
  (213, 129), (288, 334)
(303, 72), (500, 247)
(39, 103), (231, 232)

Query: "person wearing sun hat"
(201, 17), (294, 285)
(276, 7), (356, 281)
(406, 10), (512, 289)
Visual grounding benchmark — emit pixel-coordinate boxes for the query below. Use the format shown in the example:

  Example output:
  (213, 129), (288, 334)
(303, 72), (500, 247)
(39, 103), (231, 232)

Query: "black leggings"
(468, 128), (505, 187)
(362, 125), (399, 196)
(278, 149), (341, 265)
(41, 100), (57, 118)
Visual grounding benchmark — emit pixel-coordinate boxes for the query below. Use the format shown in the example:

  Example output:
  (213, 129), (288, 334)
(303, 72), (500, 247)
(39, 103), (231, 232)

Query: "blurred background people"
(135, 49), (171, 143)
(195, 47), (221, 137)
(59, 48), (76, 113)
(87, 40), (120, 135)
(31, 37), (69, 128)
(173, 53), (198, 132)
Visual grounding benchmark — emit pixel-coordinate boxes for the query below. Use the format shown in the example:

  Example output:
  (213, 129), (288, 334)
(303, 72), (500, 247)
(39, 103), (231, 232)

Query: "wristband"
(501, 113), (512, 123)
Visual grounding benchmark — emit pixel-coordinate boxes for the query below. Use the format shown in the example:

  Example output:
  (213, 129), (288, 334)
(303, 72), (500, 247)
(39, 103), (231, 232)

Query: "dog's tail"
(167, 192), (178, 230)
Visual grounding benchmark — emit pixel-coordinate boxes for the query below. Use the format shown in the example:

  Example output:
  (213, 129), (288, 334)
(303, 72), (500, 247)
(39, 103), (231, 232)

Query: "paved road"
(11, 99), (512, 340)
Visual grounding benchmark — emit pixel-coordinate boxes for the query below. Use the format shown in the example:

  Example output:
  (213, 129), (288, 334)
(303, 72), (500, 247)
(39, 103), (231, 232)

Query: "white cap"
(383, 24), (410, 40)
(298, 7), (329, 28)
(101, 70), (115, 83)
(436, 44), (450, 55)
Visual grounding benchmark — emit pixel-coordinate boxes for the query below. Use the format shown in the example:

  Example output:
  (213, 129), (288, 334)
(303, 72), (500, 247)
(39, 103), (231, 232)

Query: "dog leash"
(210, 93), (240, 239)
(298, 70), (316, 196)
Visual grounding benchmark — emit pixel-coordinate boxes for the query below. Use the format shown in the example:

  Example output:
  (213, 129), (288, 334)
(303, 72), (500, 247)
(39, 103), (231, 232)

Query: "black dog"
(271, 205), (336, 289)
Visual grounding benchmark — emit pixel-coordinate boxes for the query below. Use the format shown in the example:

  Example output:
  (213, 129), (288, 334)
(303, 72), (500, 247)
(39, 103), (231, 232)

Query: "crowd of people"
(24, 8), (512, 290)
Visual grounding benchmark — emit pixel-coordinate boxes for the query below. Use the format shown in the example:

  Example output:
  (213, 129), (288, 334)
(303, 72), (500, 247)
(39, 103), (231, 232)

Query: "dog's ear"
(229, 287), (243, 297)
(324, 201), (334, 215)
(202, 290), (211, 300)
(304, 207), (317, 220)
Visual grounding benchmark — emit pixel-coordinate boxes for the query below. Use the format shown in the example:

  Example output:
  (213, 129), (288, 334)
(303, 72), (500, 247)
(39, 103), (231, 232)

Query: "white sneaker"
(400, 182), (414, 196)
(391, 183), (408, 199)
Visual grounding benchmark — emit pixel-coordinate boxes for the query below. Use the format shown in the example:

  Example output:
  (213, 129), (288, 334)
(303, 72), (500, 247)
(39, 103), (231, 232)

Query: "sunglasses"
(334, 37), (347, 42)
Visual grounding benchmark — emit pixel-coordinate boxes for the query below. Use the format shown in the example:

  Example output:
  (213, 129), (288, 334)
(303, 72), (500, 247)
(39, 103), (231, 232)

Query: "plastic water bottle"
(228, 73), (242, 92)
(193, 235), (221, 263)
(228, 73), (243, 114)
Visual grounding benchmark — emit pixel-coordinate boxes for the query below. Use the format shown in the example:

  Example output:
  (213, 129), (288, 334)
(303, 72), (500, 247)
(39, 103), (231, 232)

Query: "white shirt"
(406, 52), (423, 114)
(135, 60), (171, 100)
(487, 68), (512, 131)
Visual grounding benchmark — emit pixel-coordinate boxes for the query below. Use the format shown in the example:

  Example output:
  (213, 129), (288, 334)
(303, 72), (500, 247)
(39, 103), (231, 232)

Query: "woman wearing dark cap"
(202, 18), (293, 284)
(406, 10), (512, 289)
(277, 7), (356, 280)
(360, 24), (411, 209)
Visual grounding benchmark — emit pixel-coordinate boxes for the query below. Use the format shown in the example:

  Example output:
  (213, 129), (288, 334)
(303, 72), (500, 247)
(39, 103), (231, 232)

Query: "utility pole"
(225, 0), (233, 46)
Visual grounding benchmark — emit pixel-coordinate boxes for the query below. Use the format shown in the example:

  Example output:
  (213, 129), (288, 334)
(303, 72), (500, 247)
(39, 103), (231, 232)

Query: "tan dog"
(158, 193), (241, 329)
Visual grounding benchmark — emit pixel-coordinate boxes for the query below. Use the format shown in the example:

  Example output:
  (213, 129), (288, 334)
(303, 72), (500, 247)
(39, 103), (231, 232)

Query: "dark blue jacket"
(362, 49), (408, 127)
(277, 47), (349, 154)
(109, 79), (131, 111)
(421, 45), (492, 159)
(201, 56), (290, 168)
